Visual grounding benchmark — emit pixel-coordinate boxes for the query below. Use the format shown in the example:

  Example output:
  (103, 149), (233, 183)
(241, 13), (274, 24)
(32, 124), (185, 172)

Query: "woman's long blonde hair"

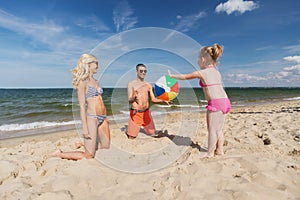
(71, 54), (97, 88)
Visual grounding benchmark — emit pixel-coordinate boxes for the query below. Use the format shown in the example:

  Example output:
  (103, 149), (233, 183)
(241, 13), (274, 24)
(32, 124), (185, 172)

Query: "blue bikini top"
(86, 85), (103, 99)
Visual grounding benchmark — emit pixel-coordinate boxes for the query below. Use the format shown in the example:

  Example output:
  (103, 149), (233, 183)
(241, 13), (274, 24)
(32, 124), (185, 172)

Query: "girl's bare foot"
(215, 152), (224, 156)
(200, 152), (214, 159)
(215, 149), (224, 156)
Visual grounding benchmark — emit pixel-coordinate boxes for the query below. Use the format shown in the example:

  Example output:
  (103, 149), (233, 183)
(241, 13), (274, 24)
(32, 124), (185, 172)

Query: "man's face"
(137, 66), (147, 78)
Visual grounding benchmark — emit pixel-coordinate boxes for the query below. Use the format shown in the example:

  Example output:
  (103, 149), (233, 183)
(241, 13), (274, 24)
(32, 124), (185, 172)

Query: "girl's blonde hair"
(71, 54), (97, 88)
(200, 43), (223, 66)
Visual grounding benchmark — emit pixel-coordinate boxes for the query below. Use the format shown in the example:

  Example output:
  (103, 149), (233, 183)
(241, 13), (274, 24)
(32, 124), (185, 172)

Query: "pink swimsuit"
(207, 98), (231, 114)
(200, 80), (231, 114)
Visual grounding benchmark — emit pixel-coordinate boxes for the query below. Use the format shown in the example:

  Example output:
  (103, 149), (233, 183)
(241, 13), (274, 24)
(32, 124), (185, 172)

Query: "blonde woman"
(52, 54), (110, 160)
(169, 44), (231, 158)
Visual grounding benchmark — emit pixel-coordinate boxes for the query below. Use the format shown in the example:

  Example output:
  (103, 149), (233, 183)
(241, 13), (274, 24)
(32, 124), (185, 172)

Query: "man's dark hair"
(136, 63), (146, 70)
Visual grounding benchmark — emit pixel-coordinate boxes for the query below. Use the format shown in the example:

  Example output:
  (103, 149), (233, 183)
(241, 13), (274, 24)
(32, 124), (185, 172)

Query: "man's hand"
(162, 100), (170, 105)
(134, 90), (139, 104)
(129, 90), (139, 104)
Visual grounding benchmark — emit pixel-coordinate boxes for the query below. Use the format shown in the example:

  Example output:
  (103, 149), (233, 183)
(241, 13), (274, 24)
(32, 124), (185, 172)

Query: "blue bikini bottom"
(87, 114), (106, 126)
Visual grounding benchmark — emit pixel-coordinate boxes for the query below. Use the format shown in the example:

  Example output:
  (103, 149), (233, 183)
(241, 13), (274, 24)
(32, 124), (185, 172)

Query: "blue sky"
(0, 0), (299, 88)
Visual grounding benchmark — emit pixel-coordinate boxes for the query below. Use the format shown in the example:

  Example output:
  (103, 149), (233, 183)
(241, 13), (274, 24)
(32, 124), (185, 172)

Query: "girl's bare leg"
(215, 114), (226, 155)
(205, 111), (217, 157)
(202, 111), (224, 158)
(97, 119), (110, 149)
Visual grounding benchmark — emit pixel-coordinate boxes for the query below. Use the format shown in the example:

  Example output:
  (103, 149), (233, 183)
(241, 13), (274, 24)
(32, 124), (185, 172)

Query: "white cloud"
(283, 65), (300, 72)
(281, 56), (300, 76)
(0, 8), (109, 87)
(215, 0), (259, 15)
(75, 14), (110, 32)
(174, 11), (206, 33)
(283, 44), (300, 53)
(113, 0), (138, 32)
(224, 64), (300, 86)
(224, 55), (300, 86)
(0, 8), (100, 53)
(0, 9), (64, 41)
(225, 57), (297, 86)
(225, 73), (267, 83)
(273, 71), (291, 79)
(283, 55), (300, 63)
(255, 46), (273, 51)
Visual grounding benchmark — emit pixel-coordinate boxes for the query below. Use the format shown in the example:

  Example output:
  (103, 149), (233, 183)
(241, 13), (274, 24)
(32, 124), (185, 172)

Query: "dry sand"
(0, 100), (299, 200)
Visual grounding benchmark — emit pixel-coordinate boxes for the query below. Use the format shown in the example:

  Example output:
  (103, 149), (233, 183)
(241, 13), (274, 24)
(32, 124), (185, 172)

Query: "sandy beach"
(0, 100), (299, 200)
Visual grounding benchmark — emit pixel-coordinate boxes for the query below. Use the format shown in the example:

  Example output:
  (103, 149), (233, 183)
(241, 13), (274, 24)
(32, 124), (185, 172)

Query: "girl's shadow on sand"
(121, 125), (206, 153)
(154, 130), (207, 153)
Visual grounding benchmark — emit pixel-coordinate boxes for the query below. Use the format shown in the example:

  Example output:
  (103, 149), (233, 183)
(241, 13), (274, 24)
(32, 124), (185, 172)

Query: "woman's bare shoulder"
(77, 80), (87, 89)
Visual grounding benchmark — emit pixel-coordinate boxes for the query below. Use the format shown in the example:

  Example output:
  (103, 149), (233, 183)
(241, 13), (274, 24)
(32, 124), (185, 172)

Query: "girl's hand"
(168, 70), (172, 78)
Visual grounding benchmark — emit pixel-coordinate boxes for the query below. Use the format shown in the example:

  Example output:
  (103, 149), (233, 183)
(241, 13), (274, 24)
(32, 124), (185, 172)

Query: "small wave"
(108, 115), (128, 121)
(119, 110), (130, 115)
(0, 120), (80, 131)
(22, 111), (53, 117)
(284, 96), (300, 101)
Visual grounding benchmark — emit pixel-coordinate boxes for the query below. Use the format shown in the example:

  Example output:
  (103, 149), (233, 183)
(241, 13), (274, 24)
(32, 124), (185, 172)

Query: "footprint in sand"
(0, 160), (22, 184)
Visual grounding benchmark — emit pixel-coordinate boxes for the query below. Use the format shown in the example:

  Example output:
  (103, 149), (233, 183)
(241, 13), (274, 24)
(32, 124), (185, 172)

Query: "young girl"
(52, 54), (110, 160)
(168, 44), (231, 158)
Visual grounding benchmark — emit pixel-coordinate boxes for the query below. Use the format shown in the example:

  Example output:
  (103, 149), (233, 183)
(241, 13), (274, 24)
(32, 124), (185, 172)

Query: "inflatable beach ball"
(154, 75), (179, 101)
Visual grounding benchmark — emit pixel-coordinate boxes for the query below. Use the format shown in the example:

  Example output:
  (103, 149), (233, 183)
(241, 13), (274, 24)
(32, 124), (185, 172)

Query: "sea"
(0, 87), (299, 139)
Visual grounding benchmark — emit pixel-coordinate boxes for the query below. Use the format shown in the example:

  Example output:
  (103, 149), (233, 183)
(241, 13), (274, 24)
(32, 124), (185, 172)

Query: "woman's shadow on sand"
(121, 125), (206, 153)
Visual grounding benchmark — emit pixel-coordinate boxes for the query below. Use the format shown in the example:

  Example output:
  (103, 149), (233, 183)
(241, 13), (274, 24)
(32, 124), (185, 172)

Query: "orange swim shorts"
(127, 109), (155, 137)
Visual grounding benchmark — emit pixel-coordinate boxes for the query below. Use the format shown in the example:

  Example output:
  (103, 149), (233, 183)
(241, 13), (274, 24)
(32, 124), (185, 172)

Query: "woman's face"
(89, 61), (98, 74)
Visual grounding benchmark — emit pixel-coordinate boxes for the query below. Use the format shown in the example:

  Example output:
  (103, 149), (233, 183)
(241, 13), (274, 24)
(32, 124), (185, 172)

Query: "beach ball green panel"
(165, 75), (177, 87)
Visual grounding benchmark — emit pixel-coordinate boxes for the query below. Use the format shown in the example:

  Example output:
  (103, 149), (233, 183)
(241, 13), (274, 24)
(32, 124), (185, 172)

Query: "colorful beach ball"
(154, 75), (179, 101)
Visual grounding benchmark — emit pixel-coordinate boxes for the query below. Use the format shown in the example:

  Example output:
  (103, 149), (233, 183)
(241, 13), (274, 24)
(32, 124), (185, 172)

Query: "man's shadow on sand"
(121, 125), (206, 153)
